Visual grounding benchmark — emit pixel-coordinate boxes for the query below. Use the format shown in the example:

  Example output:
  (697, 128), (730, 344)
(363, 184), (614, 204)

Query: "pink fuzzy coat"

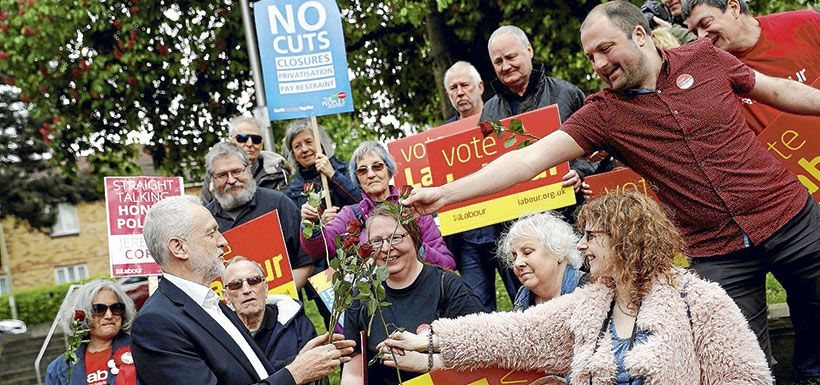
(432, 269), (772, 385)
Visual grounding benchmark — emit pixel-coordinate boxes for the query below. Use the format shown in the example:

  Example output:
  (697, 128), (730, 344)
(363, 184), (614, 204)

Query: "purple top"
(300, 186), (456, 270)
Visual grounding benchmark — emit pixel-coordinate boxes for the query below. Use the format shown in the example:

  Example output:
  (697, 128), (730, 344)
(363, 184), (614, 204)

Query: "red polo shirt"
(562, 38), (807, 257)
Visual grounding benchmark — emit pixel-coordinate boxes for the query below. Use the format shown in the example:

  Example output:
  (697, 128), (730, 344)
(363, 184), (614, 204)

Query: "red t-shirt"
(561, 38), (807, 257)
(85, 347), (111, 385)
(734, 10), (820, 134)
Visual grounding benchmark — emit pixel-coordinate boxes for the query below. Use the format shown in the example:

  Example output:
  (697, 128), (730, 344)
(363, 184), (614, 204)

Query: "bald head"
(582, 0), (651, 39)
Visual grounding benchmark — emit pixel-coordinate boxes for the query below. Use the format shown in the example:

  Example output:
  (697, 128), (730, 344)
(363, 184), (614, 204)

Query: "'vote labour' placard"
(254, 0), (354, 120)
(105, 176), (183, 277)
(404, 367), (546, 385)
(425, 105), (575, 235)
(211, 210), (298, 300)
(388, 114), (480, 189)
(756, 78), (819, 203)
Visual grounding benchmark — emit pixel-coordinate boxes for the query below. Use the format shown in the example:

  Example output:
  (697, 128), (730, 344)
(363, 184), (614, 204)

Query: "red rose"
(398, 185), (413, 200)
(302, 182), (314, 194)
(479, 121), (494, 138)
(357, 243), (374, 259)
(342, 235), (358, 251)
(346, 219), (362, 235)
(74, 310), (85, 321)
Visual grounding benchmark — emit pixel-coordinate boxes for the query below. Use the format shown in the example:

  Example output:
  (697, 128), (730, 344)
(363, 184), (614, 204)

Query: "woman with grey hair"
(498, 211), (587, 311)
(301, 141), (455, 270)
(282, 119), (361, 222)
(46, 279), (137, 385)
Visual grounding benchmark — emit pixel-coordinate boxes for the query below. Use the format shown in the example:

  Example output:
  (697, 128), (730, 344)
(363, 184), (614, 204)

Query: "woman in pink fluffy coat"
(379, 191), (772, 385)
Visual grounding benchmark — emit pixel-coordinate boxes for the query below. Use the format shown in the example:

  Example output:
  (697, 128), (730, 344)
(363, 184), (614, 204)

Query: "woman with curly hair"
(379, 191), (772, 385)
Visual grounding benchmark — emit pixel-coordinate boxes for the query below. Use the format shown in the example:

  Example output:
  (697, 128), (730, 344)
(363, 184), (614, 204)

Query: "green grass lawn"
(302, 270), (786, 385)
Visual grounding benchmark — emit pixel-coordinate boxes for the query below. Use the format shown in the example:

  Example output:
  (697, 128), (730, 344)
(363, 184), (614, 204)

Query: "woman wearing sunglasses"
(282, 119), (362, 222)
(340, 205), (482, 385)
(301, 141), (455, 270)
(379, 191), (772, 385)
(46, 279), (137, 385)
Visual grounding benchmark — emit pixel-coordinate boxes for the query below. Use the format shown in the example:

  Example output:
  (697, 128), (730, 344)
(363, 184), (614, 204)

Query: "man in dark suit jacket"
(133, 195), (354, 385)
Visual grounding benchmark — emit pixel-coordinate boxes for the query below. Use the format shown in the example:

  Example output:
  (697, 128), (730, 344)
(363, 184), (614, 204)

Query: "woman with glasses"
(498, 211), (587, 312)
(340, 205), (483, 385)
(301, 141), (455, 270)
(282, 119), (361, 222)
(379, 191), (772, 385)
(46, 279), (138, 385)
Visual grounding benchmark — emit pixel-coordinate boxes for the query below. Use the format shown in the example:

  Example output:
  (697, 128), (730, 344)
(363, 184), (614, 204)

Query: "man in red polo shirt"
(403, 1), (820, 383)
(682, 0), (819, 134)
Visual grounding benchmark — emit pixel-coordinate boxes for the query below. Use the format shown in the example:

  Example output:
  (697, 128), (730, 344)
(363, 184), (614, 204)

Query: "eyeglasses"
(368, 233), (409, 249)
(91, 303), (126, 316)
(235, 134), (263, 145)
(581, 229), (609, 243)
(355, 162), (386, 177)
(213, 166), (247, 182)
(225, 275), (265, 291)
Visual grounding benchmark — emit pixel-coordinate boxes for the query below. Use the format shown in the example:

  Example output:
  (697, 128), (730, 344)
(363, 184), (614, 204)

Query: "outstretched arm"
(403, 130), (585, 215)
(747, 71), (820, 116)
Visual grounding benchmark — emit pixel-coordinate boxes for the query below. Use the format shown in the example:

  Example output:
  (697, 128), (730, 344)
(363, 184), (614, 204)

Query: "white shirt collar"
(163, 273), (216, 308)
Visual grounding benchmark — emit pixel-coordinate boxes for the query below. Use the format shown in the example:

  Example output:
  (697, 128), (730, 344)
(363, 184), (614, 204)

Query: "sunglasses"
(91, 303), (126, 316)
(225, 275), (265, 291)
(355, 162), (386, 177)
(235, 134), (263, 145)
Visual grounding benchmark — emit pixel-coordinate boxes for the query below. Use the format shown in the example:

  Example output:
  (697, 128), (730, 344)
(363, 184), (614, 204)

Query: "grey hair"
(222, 256), (265, 283)
(348, 141), (397, 188)
(488, 25), (530, 50)
(498, 211), (583, 269)
(143, 195), (201, 266)
(227, 115), (263, 137)
(57, 279), (137, 335)
(443, 61), (483, 89)
(681, 0), (749, 20)
(205, 142), (250, 177)
(281, 119), (336, 168)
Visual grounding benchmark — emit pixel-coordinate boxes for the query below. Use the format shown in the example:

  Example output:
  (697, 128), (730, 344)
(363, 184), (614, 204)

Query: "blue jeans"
(458, 241), (521, 312)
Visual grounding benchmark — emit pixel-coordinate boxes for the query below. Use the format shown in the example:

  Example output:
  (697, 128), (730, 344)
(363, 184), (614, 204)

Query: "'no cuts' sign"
(254, 0), (354, 120)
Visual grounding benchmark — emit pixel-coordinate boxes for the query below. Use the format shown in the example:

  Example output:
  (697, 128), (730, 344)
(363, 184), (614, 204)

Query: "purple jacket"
(300, 186), (455, 270)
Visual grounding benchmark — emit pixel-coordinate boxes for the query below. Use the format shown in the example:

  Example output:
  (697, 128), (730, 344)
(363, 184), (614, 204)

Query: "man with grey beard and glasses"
(205, 142), (315, 290)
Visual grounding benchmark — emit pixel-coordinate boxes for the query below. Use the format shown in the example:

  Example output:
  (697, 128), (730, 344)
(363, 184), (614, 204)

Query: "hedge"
(0, 280), (93, 326)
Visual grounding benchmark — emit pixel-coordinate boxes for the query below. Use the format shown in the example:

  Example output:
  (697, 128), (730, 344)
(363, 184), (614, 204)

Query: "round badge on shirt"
(677, 74), (694, 89)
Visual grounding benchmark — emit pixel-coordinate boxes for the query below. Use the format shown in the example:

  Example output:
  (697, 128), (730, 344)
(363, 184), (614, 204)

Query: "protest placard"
(583, 167), (659, 202)
(424, 105), (574, 235)
(210, 210), (298, 300)
(388, 114), (481, 188)
(307, 267), (342, 326)
(254, 0), (354, 120)
(404, 367), (546, 385)
(104, 177), (183, 277)
(756, 78), (819, 202)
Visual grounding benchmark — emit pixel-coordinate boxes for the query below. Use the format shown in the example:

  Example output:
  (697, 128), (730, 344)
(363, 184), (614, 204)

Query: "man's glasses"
(355, 162), (386, 177)
(213, 166), (247, 182)
(225, 275), (265, 291)
(581, 229), (609, 243)
(91, 303), (126, 316)
(235, 134), (263, 145)
(368, 233), (409, 249)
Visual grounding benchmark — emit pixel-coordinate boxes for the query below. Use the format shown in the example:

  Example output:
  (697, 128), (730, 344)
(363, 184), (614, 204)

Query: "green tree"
(0, 0), (814, 180)
(0, 87), (101, 231)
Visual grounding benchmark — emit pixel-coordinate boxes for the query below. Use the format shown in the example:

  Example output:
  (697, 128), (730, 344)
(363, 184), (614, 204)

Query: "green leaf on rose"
(504, 137), (517, 148)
